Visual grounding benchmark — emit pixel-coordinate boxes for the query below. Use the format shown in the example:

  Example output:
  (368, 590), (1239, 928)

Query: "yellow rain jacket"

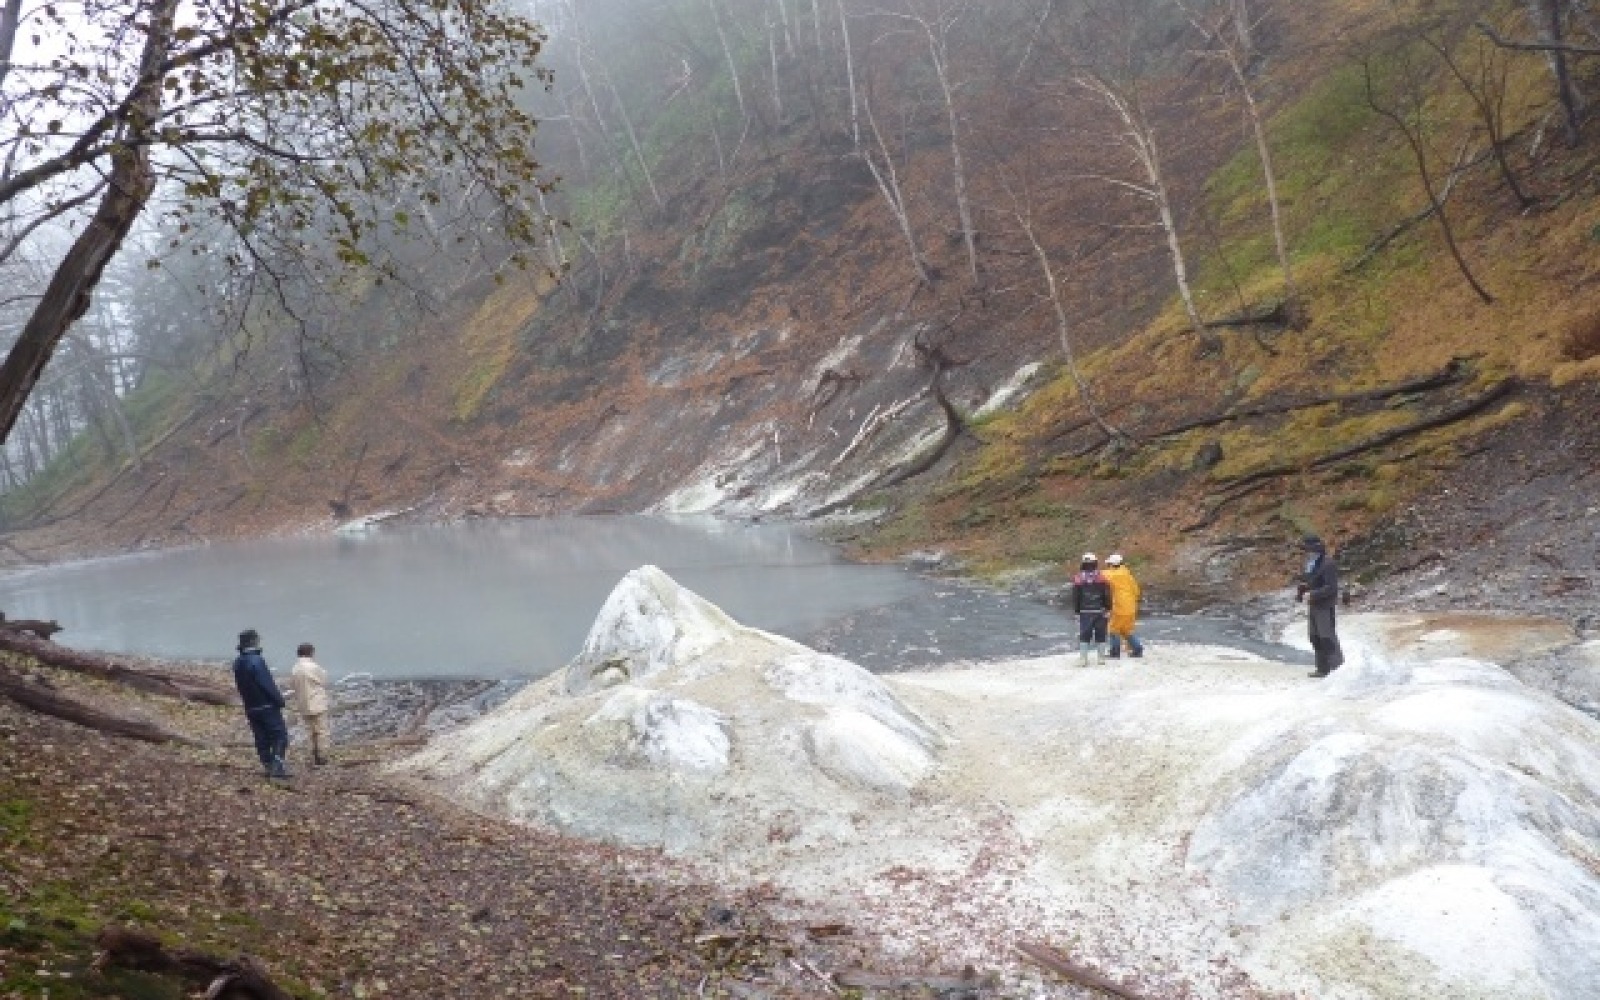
(1103, 565), (1141, 637)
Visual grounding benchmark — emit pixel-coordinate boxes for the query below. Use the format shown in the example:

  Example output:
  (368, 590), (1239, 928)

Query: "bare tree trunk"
(835, 0), (862, 146)
(709, 0), (749, 123)
(1017, 207), (1124, 442)
(0, 0), (175, 445)
(1230, 0), (1253, 62)
(1187, 0), (1296, 308)
(1078, 74), (1216, 351)
(1521, 0), (1585, 143)
(1424, 31), (1534, 208)
(775, 0), (797, 56)
(769, 19), (785, 119)
(916, 13), (980, 285)
(71, 328), (142, 468)
(1363, 59), (1494, 304)
(0, 0), (23, 95)
(598, 62), (664, 210)
(1545, 0), (1584, 144)
(563, 0), (664, 212)
(862, 91), (933, 285)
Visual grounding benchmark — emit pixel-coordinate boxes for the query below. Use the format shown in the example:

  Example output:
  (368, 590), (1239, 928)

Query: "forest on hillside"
(2, 0), (1598, 561)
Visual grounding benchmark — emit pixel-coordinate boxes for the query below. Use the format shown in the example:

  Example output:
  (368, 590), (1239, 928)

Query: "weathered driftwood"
(1014, 941), (1149, 1000)
(94, 926), (292, 1000)
(0, 630), (235, 705)
(0, 662), (196, 744)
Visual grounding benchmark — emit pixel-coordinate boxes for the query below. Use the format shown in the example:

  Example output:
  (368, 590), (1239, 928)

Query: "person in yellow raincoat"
(1102, 554), (1144, 659)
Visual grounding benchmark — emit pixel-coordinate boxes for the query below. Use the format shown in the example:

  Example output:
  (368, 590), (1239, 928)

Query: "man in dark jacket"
(1071, 553), (1115, 667)
(1297, 536), (1345, 679)
(233, 629), (291, 778)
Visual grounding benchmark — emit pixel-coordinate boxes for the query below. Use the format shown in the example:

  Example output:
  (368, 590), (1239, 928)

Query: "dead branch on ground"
(1015, 941), (1150, 999)
(94, 926), (293, 1000)
(835, 967), (998, 992)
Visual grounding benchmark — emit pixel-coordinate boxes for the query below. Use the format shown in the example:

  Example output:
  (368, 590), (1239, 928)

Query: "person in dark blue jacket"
(1296, 536), (1345, 679)
(232, 628), (291, 778)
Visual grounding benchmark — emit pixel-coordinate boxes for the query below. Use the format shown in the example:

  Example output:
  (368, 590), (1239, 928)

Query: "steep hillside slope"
(5, 1), (1599, 618)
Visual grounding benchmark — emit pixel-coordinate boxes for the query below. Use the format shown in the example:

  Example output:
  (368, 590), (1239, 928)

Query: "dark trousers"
(246, 707), (289, 766)
(1309, 606), (1345, 673)
(1078, 612), (1108, 644)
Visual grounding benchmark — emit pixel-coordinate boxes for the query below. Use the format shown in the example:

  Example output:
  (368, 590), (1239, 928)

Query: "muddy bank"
(0, 648), (901, 999)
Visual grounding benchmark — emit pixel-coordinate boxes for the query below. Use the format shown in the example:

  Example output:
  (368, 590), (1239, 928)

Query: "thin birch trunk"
(597, 62), (664, 210)
(862, 91), (931, 285)
(1187, 0), (1295, 305)
(1018, 210), (1123, 441)
(835, 0), (861, 146)
(769, 20), (785, 118)
(775, 0), (796, 56)
(709, 0), (749, 122)
(918, 15), (979, 284)
(1079, 75), (1216, 350)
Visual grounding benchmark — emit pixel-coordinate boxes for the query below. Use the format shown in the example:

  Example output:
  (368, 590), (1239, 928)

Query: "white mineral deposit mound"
(402, 564), (939, 854)
(400, 568), (1600, 1000)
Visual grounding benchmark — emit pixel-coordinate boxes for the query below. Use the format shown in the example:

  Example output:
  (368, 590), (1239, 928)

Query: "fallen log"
(0, 662), (197, 745)
(1014, 941), (1149, 1000)
(1207, 300), (1292, 328)
(1142, 359), (1470, 444)
(0, 615), (63, 639)
(0, 630), (236, 705)
(1215, 377), (1516, 492)
(94, 925), (292, 1000)
(1181, 378), (1516, 533)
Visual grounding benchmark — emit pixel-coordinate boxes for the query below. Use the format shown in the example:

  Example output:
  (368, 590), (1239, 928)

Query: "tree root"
(0, 661), (198, 744)
(94, 925), (292, 1000)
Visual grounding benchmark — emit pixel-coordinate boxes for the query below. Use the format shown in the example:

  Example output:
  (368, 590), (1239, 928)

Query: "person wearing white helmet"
(1069, 552), (1114, 666)
(1102, 553), (1144, 659)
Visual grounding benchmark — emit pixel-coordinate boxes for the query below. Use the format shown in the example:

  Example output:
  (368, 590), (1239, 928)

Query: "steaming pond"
(0, 516), (1303, 679)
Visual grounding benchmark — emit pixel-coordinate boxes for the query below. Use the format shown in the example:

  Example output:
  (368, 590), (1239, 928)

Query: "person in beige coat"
(289, 643), (332, 765)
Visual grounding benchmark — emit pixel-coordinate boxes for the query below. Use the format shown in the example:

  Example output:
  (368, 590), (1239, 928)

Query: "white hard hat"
(1081, 552), (1097, 563)
(1107, 553), (1124, 566)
